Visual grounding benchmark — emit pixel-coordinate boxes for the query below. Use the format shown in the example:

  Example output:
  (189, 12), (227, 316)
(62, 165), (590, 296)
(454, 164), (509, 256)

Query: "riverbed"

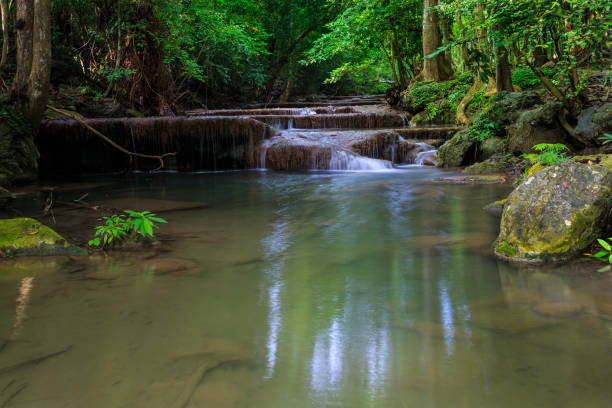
(1, 168), (612, 407)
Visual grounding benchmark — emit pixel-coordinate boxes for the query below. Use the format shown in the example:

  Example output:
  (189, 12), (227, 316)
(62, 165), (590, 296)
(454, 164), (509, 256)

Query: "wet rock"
(141, 257), (197, 275)
(479, 137), (505, 161)
(495, 161), (612, 262)
(429, 174), (506, 184)
(436, 129), (477, 167)
(464, 154), (519, 174)
(507, 102), (567, 154)
(470, 304), (560, 334)
(0, 218), (86, 257)
(483, 198), (507, 215)
(575, 103), (612, 145)
(533, 302), (584, 318)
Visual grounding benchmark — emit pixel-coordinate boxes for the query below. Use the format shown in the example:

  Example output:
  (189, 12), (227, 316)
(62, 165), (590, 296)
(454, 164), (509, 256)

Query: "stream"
(1, 98), (612, 407)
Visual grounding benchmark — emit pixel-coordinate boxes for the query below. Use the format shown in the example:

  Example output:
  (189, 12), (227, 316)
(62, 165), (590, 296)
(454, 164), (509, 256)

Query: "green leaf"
(592, 251), (609, 258)
(597, 238), (611, 251)
(597, 265), (611, 272)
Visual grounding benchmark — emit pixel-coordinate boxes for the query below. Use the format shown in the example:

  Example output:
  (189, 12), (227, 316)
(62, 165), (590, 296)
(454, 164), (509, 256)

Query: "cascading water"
(328, 148), (392, 171)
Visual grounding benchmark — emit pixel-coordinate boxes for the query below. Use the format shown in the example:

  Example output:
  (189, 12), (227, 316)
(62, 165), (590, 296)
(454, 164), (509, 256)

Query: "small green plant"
(88, 210), (167, 249)
(522, 143), (569, 166)
(598, 133), (612, 145)
(586, 238), (612, 272)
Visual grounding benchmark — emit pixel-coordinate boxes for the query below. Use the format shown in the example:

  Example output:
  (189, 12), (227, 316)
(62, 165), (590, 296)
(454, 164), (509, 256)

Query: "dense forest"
(0, 0), (610, 184)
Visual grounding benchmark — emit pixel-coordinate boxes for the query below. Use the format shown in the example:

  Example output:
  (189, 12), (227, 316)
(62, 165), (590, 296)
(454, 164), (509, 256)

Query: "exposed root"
(46, 106), (176, 171)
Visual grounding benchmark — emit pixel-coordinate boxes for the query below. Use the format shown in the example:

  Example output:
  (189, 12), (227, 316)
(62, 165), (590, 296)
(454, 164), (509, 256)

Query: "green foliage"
(88, 211), (167, 249)
(522, 143), (569, 166)
(586, 238), (612, 272)
(598, 133), (612, 145)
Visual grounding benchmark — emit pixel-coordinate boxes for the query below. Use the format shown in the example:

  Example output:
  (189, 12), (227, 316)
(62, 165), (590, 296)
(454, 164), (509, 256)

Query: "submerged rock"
(141, 257), (197, 275)
(0, 218), (86, 257)
(495, 161), (612, 262)
(533, 302), (584, 318)
(483, 198), (507, 215)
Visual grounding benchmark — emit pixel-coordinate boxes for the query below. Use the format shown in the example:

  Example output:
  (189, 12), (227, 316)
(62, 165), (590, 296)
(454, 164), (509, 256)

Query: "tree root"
(46, 105), (176, 171)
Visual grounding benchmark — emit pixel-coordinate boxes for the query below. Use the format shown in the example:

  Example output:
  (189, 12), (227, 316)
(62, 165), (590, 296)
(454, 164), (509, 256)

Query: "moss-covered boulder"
(464, 154), (518, 174)
(0, 218), (86, 257)
(436, 129), (477, 167)
(483, 198), (507, 215)
(495, 161), (612, 262)
(477, 91), (542, 134)
(575, 103), (612, 145)
(479, 137), (505, 161)
(507, 102), (567, 154)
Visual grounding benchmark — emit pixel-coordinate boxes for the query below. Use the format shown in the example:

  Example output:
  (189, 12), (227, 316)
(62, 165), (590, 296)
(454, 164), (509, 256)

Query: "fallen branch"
(46, 105), (177, 171)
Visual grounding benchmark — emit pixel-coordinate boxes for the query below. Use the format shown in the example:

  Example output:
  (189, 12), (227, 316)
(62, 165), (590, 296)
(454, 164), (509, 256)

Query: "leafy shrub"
(598, 133), (612, 145)
(586, 238), (612, 272)
(522, 143), (569, 166)
(88, 210), (167, 249)
(512, 66), (559, 89)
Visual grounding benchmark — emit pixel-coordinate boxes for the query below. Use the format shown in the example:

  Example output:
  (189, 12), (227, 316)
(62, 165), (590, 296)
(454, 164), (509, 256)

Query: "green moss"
(0, 218), (86, 257)
(495, 240), (518, 258)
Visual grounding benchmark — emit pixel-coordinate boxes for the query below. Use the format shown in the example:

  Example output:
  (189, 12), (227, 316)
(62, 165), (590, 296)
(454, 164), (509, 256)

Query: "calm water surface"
(1, 168), (612, 407)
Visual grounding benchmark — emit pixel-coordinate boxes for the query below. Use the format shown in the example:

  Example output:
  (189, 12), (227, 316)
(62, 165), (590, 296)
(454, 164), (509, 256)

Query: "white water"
(414, 149), (438, 165)
(328, 149), (393, 171)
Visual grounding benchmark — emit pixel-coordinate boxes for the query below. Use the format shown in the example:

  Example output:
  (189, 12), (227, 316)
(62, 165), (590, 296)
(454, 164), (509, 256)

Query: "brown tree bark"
(27, 0), (51, 125)
(495, 45), (513, 92)
(13, 0), (33, 99)
(11, 0), (51, 128)
(422, 0), (452, 81)
(0, 0), (8, 68)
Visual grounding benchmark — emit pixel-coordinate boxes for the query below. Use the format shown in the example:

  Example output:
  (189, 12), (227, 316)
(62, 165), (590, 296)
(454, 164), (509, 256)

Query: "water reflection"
(12, 276), (34, 338)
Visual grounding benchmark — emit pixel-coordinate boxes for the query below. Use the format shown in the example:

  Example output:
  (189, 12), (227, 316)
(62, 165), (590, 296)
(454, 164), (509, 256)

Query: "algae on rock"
(495, 161), (612, 263)
(0, 218), (86, 256)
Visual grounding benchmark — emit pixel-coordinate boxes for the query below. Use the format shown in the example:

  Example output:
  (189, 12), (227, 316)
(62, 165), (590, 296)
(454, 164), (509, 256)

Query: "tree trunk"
(495, 45), (513, 92)
(13, 0), (33, 100)
(391, 31), (409, 88)
(27, 0), (51, 126)
(422, 0), (452, 81)
(0, 0), (8, 68)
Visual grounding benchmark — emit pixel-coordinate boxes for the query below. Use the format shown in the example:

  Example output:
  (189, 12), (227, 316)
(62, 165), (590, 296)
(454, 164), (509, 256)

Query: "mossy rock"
(0, 103), (39, 183)
(464, 154), (518, 174)
(507, 102), (567, 154)
(575, 103), (612, 145)
(483, 198), (507, 215)
(436, 129), (477, 167)
(573, 154), (612, 172)
(476, 91), (542, 135)
(495, 161), (612, 263)
(525, 162), (546, 177)
(0, 218), (86, 257)
(479, 137), (506, 161)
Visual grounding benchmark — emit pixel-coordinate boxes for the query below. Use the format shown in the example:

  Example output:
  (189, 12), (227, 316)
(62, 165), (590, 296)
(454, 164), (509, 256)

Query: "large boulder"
(575, 103), (612, 145)
(0, 218), (86, 257)
(507, 102), (567, 154)
(495, 161), (612, 262)
(477, 91), (542, 136)
(437, 129), (477, 167)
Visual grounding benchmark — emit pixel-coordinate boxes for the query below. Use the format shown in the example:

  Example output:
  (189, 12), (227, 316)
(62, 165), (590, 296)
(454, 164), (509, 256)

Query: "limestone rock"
(483, 198), (507, 215)
(575, 103), (612, 145)
(436, 129), (477, 167)
(507, 102), (567, 154)
(464, 154), (518, 174)
(479, 137), (505, 161)
(495, 161), (612, 262)
(0, 218), (86, 257)
(476, 91), (542, 132)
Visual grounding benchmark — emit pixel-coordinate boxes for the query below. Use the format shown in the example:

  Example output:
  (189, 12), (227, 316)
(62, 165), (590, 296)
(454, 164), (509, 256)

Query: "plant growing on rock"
(88, 211), (167, 249)
(522, 143), (569, 166)
(586, 238), (612, 272)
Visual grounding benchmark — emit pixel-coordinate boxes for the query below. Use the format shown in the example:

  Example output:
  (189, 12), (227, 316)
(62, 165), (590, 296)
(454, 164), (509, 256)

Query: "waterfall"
(414, 149), (438, 166)
(328, 149), (392, 171)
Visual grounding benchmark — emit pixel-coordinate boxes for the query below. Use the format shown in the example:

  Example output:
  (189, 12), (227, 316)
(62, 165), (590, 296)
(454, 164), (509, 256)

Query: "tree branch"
(46, 105), (176, 171)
